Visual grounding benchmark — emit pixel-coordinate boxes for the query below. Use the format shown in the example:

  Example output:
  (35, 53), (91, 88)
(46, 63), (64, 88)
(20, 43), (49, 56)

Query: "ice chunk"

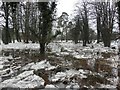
(0, 70), (45, 89)
(51, 72), (66, 82)
(16, 74), (44, 88)
(45, 84), (56, 88)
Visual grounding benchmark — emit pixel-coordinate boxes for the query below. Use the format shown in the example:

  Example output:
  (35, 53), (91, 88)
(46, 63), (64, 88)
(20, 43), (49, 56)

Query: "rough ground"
(0, 41), (120, 89)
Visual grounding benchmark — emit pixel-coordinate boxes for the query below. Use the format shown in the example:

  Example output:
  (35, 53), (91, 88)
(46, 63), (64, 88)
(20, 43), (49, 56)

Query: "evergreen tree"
(38, 2), (57, 56)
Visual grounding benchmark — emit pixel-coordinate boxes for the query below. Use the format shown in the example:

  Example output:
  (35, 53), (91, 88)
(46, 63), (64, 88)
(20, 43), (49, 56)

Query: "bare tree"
(77, 2), (90, 46)
(100, 2), (116, 47)
(10, 2), (21, 42)
(2, 2), (11, 44)
(94, 2), (102, 43)
(71, 16), (81, 44)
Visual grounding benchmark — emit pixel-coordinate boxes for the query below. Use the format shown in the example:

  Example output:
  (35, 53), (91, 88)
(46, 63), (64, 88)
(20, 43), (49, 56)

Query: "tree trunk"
(4, 3), (11, 44)
(66, 29), (68, 42)
(24, 2), (30, 43)
(118, 1), (120, 33)
(97, 14), (101, 43)
(83, 40), (87, 46)
(101, 27), (111, 47)
(16, 8), (21, 42)
(40, 42), (45, 56)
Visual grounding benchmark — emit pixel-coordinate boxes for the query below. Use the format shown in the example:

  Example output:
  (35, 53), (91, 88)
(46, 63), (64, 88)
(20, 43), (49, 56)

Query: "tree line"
(0, 1), (120, 56)
(0, 1), (59, 56)
(57, 1), (120, 47)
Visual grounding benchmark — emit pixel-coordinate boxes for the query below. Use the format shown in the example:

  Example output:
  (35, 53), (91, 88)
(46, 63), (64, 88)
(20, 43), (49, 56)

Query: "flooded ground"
(0, 41), (120, 89)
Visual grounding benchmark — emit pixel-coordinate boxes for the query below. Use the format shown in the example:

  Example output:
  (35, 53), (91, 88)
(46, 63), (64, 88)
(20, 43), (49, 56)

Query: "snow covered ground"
(0, 40), (120, 89)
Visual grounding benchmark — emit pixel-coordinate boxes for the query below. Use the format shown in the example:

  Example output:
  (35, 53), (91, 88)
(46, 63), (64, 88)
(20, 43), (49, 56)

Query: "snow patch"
(99, 84), (116, 89)
(66, 83), (80, 89)
(15, 74), (44, 88)
(30, 60), (56, 71)
(2, 42), (40, 50)
(45, 84), (56, 88)
(51, 72), (66, 82)
(51, 69), (87, 82)
(0, 65), (3, 69)
(0, 70), (45, 88)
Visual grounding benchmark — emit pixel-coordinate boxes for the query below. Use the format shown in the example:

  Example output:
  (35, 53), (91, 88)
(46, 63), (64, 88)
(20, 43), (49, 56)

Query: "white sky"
(56, 0), (78, 18)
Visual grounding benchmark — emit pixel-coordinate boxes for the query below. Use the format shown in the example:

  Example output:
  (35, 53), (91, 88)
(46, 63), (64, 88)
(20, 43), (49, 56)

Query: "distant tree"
(92, 1), (116, 47)
(77, 2), (89, 46)
(24, 2), (30, 43)
(0, 1), (59, 49)
(29, 3), (38, 43)
(57, 12), (69, 41)
(71, 17), (81, 44)
(89, 28), (96, 43)
(2, 2), (11, 44)
(10, 2), (21, 42)
(18, 2), (38, 43)
(94, 2), (102, 43)
(67, 21), (73, 40)
(100, 2), (116, 47)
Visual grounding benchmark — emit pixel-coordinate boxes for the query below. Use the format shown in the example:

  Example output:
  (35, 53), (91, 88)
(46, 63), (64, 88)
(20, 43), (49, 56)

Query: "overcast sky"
(56, 0), (78, 18)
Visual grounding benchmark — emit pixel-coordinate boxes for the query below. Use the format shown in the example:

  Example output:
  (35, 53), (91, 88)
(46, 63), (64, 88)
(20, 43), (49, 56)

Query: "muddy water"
(1, 49), (120, 89)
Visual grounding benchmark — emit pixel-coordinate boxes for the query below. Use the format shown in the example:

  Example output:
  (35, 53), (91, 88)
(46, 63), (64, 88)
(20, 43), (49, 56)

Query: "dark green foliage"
(38, 2), (57, 55)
